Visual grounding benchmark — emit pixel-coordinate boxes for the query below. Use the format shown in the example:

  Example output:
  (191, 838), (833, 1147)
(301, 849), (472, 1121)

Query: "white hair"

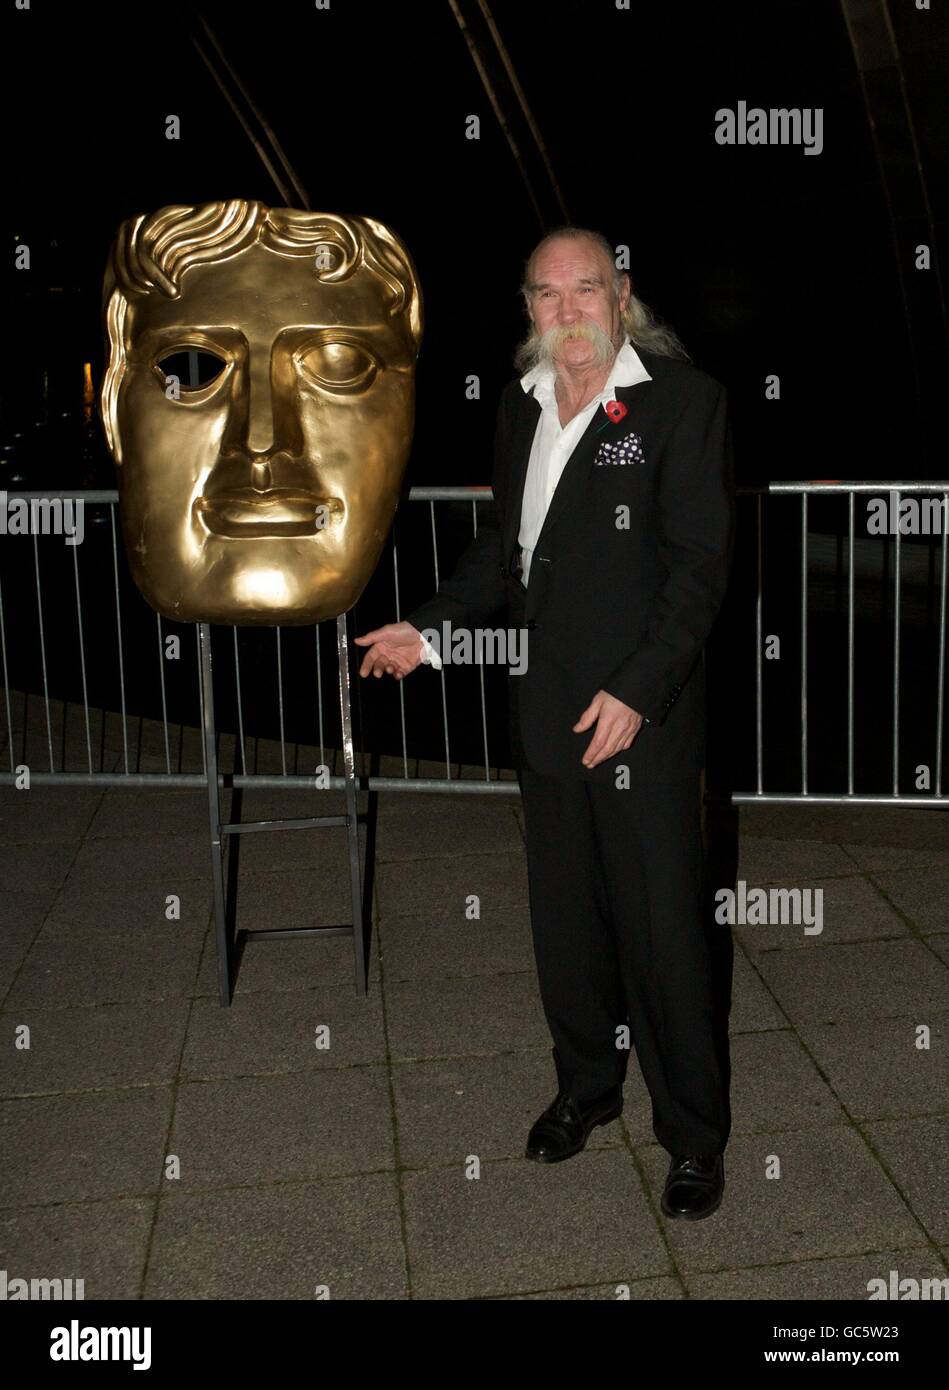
(514, 225), (689, 371)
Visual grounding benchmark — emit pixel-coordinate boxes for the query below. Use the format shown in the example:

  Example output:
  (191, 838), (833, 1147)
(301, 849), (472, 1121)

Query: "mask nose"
(245, 352), (276, 459)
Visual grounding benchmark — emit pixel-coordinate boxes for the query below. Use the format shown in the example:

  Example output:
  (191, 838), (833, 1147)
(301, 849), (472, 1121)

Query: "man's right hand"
(354, 621), (426, 679)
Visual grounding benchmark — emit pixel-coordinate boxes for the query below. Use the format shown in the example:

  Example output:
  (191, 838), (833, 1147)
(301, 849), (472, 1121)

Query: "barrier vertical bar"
(156, 614), (172, 775)
(391, 527), (410, 779)
(892, 491), (902, 796)
(31, 532), (54, 771)
(198, 622), (233, 1006)
(275, 627), (287, 776)
(233, 628), (247, 776)
(847, 492), (855, 796)
(337, 610), (366, 993)
(936, 495), (948, 796)
(109, 505), (130, 774)
(0, 575), (14, 775)
(473, 499), (491, 779)
(430, 499), (452, 775)
(755, 492), (764, 795)
(71, 542), (93, 773)
(801, 493), (808, 795)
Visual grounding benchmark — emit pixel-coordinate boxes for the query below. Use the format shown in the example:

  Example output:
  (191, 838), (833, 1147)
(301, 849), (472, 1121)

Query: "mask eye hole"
(155, 349), (226, 392)
(298, 340), (377, 392)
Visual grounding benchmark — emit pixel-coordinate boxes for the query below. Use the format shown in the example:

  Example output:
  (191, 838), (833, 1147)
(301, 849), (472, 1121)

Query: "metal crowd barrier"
(735, 482), (949, 809)
(0, 486), (510, 794)
(2, 483), (949, 807)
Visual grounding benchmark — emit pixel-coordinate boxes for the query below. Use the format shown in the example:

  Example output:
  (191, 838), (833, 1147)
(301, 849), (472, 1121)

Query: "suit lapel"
(503, 387), (541, 563)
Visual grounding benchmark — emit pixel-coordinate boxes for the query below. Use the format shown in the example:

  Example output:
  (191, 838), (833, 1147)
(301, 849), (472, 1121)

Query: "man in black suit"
(356, 226), (734, 1220)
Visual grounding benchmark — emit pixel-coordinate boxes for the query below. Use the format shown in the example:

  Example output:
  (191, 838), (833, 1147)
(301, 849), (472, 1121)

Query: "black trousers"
(518, 764), (730, 1157)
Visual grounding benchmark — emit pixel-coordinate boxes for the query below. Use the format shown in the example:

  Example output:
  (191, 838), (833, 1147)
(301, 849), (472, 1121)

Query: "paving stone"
(385, 973), (550, 1060)
(0, 890), (60, 931)
(378, 910), (534, 981)
(223, 819), (367, 876)
(511, 1276), (684, 1300)
(4, 928), (204, 1008)
(390, 1053), (625, 1167)
(0, 1197), (154, 1300)
(754, 940), (949, 1024)
(727, 949), (787, 1033)
(797, 1014), (949, 1121)
(375, 850), (529, 918)
(842, 843), (949, 873)
(865, 1116), (949, 1243)
(86, 790), (210, 839)
(194, 923), (377, 997)
(729, 875), (907, 952)
(0, 939), (33, 999)
(689, 1247), (948, 1300)
(402, 1150), (670, 1299)
(203, 865), (367, 936)
(0, 906), (54, 998)
(0, 1087), (172, 1205)
(0, 999), (190, 1095)
(746, 805), (949, 849)
(0, 785), (104, 842)
(871, 866), (949, 934)
(374, 793), (525, 862)
(144, 1174), (407, 1299)
(168, 1069), (395, 1188)
(639, 1128), (921, 1271)
(735, 837), (858, 883)
(0, 842), (77, 893)
(182, 986), (387, 1080)
(39, 886), (211, 940)
(726, 1029), (847, 1133)
(737, 804), (784, 836)
(66, 833), (212, 890)
(231, 787), (351, 821)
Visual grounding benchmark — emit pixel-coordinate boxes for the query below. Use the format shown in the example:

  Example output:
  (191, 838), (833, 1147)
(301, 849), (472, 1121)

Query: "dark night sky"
(4, 0), (948, 486)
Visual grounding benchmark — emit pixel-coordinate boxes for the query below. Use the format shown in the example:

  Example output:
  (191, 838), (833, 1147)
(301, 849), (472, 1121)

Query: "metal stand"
(198, 612), (367, 1006)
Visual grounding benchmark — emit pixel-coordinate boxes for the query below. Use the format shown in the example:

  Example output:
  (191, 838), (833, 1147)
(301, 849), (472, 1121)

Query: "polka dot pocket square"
(594, 430), (645, 466)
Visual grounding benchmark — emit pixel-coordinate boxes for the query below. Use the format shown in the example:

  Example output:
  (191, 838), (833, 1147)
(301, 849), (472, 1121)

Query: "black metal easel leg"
(197, 617), (367, 1007)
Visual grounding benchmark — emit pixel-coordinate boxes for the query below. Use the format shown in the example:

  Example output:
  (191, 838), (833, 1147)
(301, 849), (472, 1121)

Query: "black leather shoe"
(525, 1085), (623, 1163)
(661, 1153), (724, 1220)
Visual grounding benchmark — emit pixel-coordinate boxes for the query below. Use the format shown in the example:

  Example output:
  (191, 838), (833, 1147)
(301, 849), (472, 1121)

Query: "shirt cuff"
(418, 635), (443, 670)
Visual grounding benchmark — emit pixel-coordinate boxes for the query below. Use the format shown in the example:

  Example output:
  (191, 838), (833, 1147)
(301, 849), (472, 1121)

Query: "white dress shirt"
(418, 335), (652, 668)
(516, 334), (652, 585)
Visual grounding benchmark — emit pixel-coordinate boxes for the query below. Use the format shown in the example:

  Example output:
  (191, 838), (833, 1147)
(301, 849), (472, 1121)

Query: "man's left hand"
(573, 690), (644, 769)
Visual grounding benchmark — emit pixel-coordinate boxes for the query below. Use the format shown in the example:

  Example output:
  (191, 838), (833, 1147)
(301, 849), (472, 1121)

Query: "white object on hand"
(418, 634), (443, 670)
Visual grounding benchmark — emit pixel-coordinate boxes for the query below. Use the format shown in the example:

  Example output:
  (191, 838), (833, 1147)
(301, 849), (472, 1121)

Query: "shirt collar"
(519, 334), (652, 404)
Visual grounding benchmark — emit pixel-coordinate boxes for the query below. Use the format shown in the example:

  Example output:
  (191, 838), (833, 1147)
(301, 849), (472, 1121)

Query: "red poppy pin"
(597, 399), (628, 432)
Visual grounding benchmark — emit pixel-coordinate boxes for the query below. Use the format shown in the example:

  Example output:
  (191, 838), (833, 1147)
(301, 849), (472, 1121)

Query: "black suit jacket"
(406, 347), (735, 784)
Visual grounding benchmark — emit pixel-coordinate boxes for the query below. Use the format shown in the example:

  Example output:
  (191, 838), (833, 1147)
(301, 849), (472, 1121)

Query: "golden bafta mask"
(100, 199), (423, 625)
